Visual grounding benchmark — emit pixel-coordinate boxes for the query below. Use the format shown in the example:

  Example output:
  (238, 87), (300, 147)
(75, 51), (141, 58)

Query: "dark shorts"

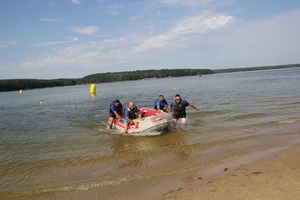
(110, 110), (121, 118)
(110, 114), (116, 118)
(173, 113), (186, 119)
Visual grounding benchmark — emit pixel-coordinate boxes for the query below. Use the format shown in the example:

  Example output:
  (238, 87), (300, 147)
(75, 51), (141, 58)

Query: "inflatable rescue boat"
(111, 108), (172, 133)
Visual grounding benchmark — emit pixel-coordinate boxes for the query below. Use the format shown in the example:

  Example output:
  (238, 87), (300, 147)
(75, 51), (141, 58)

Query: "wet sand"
(154, 143), (300, 200)
(6, 142), (299, 200)
(63, 141), (300, 200)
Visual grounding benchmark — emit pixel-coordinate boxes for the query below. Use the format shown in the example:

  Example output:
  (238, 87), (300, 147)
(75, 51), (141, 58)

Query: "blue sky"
(1, 0), (300, 79)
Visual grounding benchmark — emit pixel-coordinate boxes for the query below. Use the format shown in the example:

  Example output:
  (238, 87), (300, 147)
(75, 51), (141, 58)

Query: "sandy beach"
(155, 143), (300, 200)
(4, 140), (299, 200)
(66, 141), (300, 200)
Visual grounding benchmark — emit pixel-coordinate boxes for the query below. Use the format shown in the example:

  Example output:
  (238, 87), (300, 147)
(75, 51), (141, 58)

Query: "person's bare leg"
(124, 123), (128, 133)
(181, 118), (187, 125)
(109, 117), (114, 129)
(173, 119), (178, 127)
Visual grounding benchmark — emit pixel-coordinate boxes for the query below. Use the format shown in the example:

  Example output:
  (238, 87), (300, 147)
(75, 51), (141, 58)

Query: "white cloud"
(34, 37), (78, 46)
(18, 8), (300, 74)
(20, 12), (234, 69)
(143, 0), (233, 14)
(171, 13), (234, 34)
(71, 26), (100, 35)
(39, 18), (62, 22)
(35, 41), (69, 46)
(159, 0), (211, 6)
(71, 0), (81, 5)
(211, 9), (300, 48)
(106, 4), (123, 15)
(147, 0), (230, 9)
(131, 13), (235, 54)
(130, 15), (143, 20)
(0, 40), (18, 47)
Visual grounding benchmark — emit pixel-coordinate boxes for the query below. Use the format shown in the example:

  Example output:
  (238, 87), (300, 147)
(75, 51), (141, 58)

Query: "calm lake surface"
(0, 68), (300, 199)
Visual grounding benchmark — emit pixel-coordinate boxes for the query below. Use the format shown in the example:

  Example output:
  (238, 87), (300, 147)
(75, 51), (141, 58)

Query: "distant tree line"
(77, 69), (212, 84)
(0, 79), (78, 92)
(0, 69), (212, 92)
(1, 64), (299, 92)
(212, 63), (300, 73)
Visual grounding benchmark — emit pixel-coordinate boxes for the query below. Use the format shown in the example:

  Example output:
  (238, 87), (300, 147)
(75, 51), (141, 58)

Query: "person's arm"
(113, 111), (123, 119)
(135, 106), (142, 118)
(188, 103), (199, 111)
(169, 101), (173, 114)
(164, 102), (169, 110)
(156, 101), (162, 111)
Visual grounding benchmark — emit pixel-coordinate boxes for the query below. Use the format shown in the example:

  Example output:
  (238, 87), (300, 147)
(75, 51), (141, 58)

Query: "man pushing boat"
(108, 99), (124, 129)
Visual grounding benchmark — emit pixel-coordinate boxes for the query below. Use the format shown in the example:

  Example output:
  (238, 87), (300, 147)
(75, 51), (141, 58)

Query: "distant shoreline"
(212, 63), (300, 73)
(1, 63), (299, 92)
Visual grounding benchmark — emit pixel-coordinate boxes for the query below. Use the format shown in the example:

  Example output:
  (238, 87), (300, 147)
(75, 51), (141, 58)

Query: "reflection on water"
(0, 68), (300, 198)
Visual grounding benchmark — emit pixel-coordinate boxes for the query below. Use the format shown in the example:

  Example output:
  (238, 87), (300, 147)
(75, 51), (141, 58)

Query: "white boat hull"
(111, 108), (172, 133)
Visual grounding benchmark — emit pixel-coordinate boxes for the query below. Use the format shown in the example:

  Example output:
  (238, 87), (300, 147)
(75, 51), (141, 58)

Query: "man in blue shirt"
(109, 99), (124, 129)
(123, 102), (142, 133)
(154, 95), (168, 112)
(170, 94), (199, 127)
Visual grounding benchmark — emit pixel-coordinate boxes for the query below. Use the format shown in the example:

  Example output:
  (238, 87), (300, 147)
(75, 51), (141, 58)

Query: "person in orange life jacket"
(169, 94), (199, 127)
(123, 102), (142, 133)
(154, 95), (168, 112)
(109, 99), (124, 129)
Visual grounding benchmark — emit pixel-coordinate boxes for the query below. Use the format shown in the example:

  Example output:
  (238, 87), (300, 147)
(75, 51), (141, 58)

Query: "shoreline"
(152, 141), (300, 200)
(42, 138), (300, 200)
(106, 139), (300, 200)
(3, 138), (299, 199)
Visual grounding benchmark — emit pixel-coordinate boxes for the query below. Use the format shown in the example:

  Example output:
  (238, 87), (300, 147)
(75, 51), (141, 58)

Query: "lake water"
(0, 68), (300, 199)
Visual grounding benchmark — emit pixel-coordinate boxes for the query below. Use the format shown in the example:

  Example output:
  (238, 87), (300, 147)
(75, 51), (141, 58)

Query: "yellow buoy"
(90, 84), (96, 94)
(174, 88), (177, 90)
(40, 102), (43, 105)
(20, 90), (23, 94)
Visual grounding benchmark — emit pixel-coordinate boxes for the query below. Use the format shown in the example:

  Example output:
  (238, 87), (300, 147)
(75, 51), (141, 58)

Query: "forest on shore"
(1, 64), (299, 92)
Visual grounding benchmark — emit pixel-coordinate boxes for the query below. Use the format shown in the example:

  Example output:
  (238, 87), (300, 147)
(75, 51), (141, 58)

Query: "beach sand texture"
(5, 140), (299, 200)
(158, 144), (300, 200)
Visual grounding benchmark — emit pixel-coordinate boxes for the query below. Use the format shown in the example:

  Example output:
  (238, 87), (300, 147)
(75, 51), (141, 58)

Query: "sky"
(1, 0), (300, 79)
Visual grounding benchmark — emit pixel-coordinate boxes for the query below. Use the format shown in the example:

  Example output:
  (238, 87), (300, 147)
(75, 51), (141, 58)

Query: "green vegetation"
(78, 69), (212, 84)
(0, 79), (78, 92)
(0, 69), (212, 92)
(1, 64), (299, 92)
(213, 63), (300, 73)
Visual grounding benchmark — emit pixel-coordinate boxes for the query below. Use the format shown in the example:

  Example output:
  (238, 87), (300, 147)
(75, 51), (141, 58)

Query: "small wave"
(126, 131), (163, 136)
(106, 128), (163, 136)
(270, 117), (300, 125)
(278, 118), (300, 124)
(9, 173), (152, 197)
(231, 113), (266, 120)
